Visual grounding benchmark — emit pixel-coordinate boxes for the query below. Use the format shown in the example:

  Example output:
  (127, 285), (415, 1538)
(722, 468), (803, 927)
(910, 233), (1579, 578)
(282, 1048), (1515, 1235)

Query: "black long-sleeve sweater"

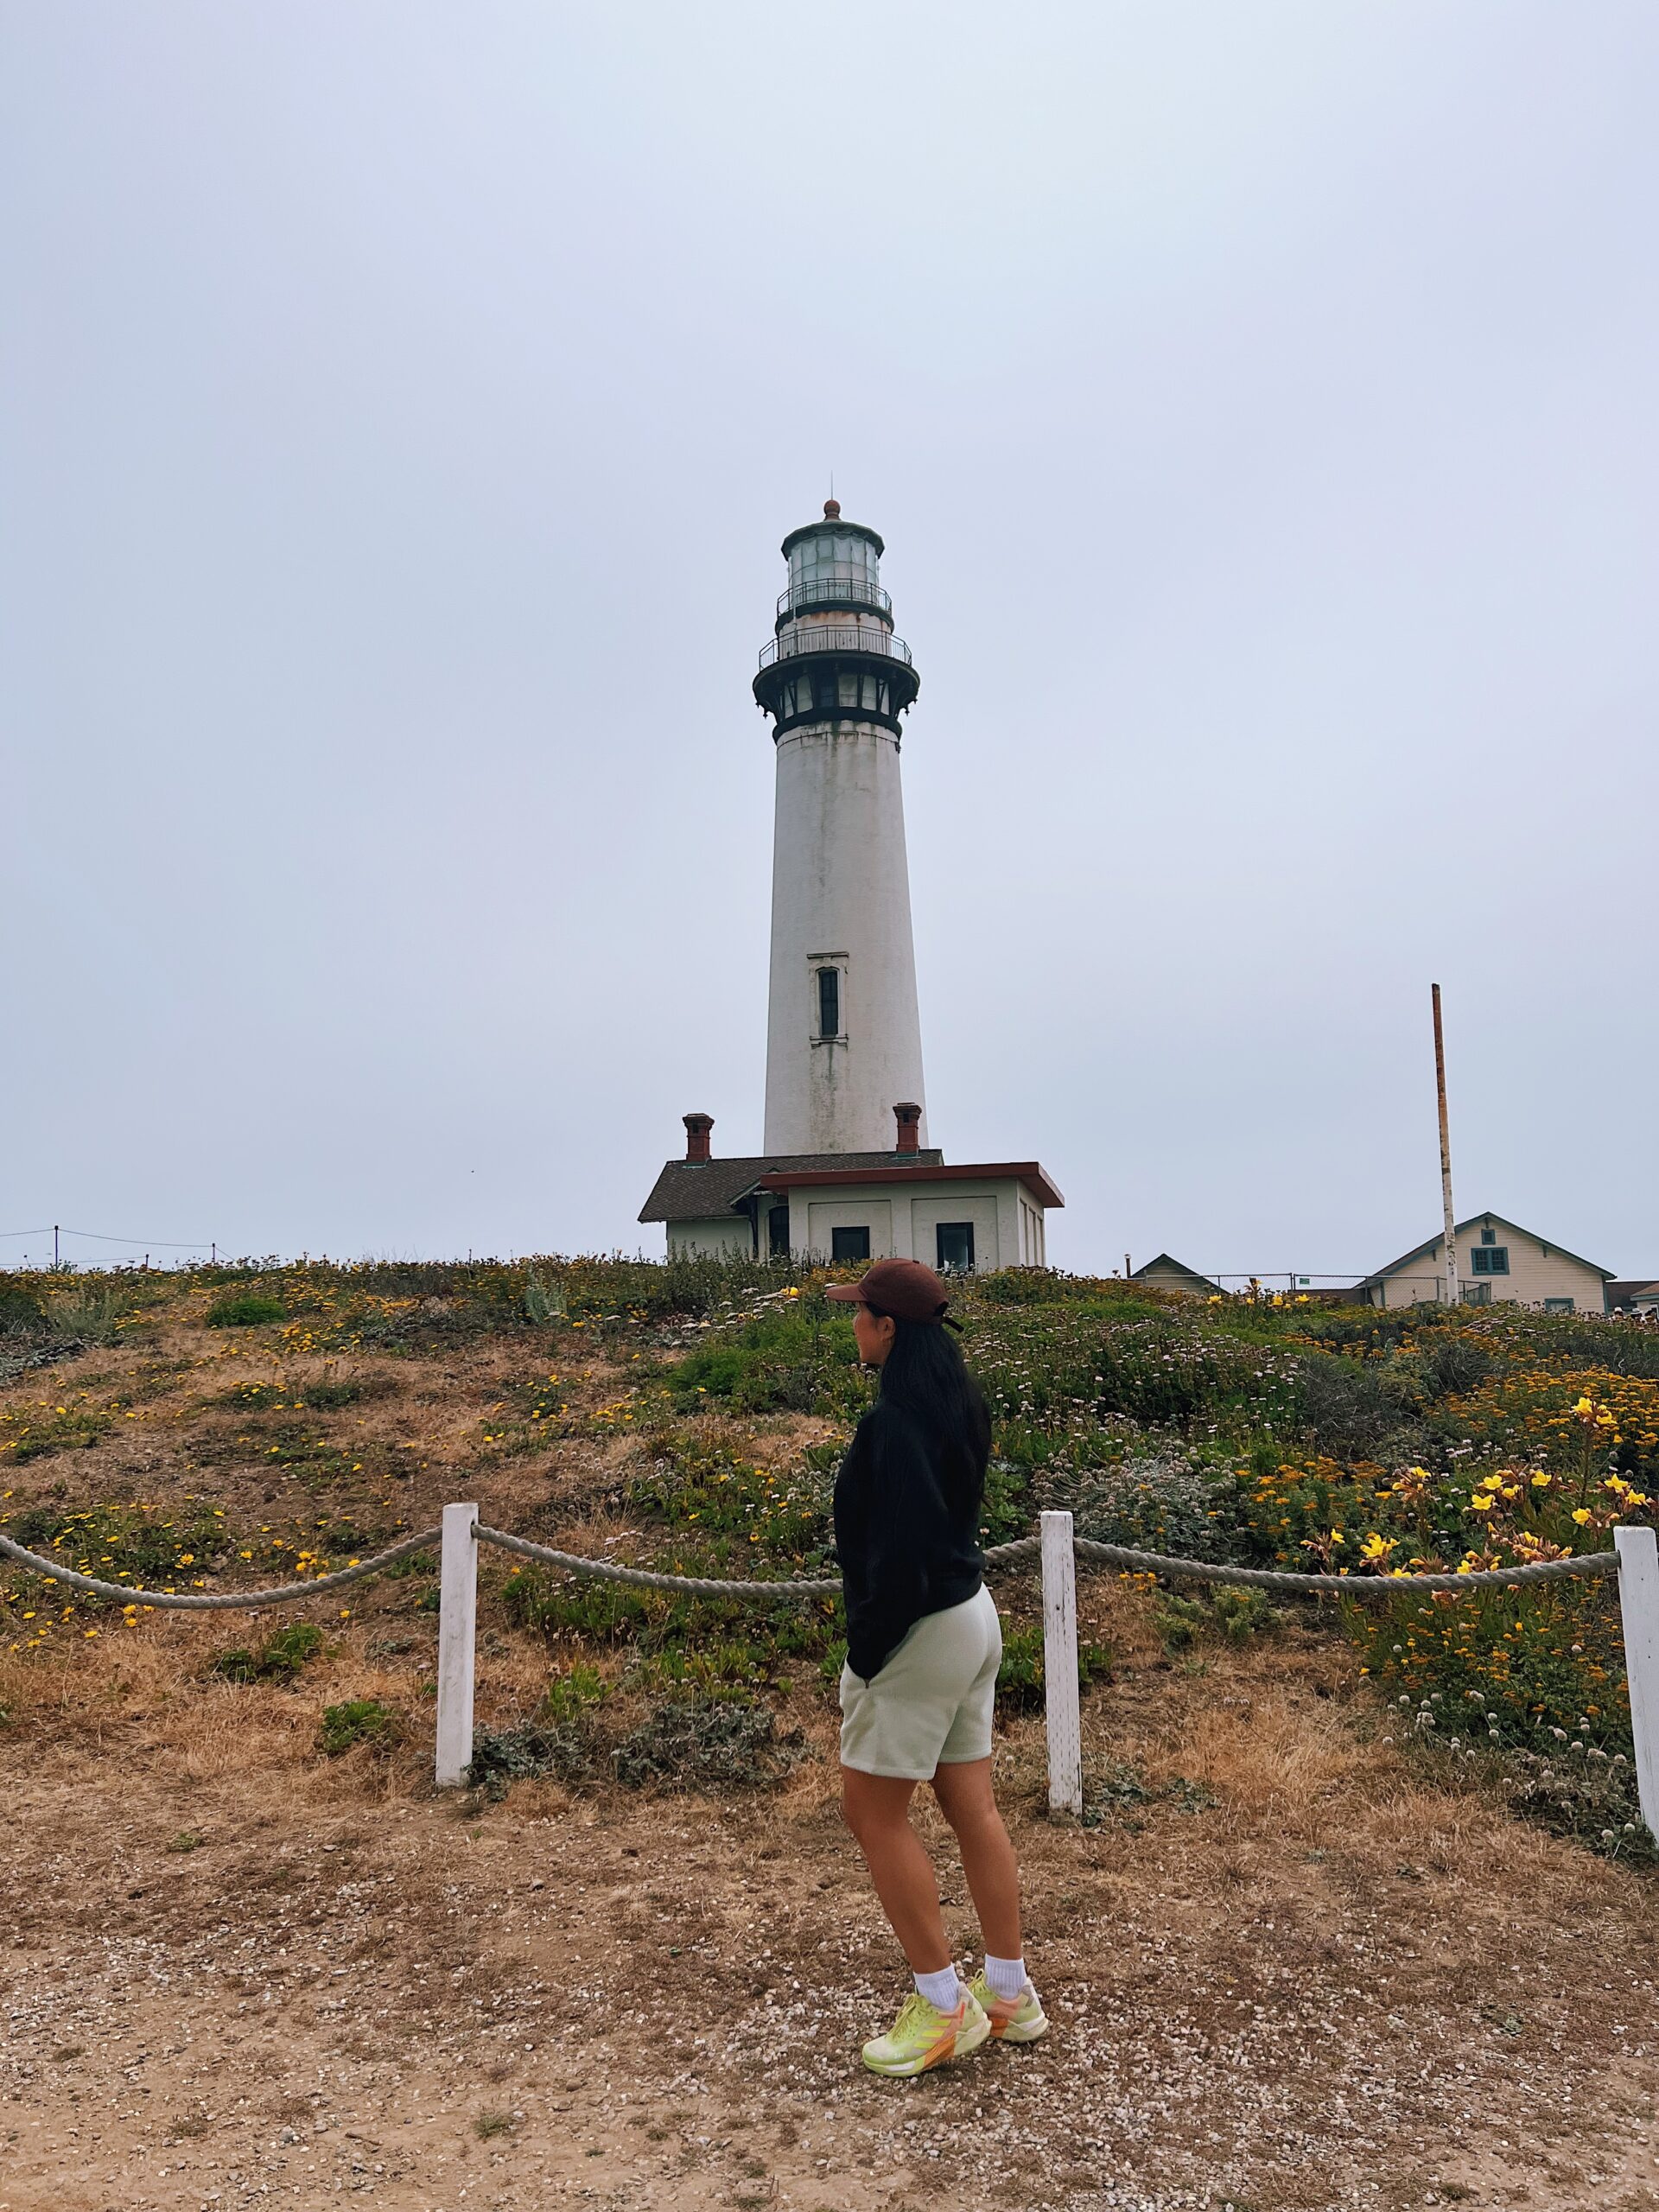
(833, 1395), (985, 1682)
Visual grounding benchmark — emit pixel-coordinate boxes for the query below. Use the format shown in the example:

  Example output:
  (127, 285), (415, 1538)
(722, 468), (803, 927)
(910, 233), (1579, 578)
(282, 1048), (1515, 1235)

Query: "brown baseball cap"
(824, 1257), (955, 1325)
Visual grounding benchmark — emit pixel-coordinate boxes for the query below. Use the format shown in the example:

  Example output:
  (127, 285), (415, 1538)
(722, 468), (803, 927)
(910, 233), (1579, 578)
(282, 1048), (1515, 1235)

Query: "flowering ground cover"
(2, 1255), (1656, 1853)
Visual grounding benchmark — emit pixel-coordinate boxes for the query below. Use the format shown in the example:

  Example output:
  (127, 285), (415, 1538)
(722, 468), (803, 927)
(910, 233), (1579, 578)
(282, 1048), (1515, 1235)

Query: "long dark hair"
(872, 1312), (991, 1513)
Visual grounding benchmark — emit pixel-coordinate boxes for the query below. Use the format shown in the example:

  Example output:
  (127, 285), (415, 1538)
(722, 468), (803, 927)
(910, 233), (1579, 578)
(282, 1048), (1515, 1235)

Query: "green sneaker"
(860, 1986), (991, 2077)
(967, 1970), (1049, 2044)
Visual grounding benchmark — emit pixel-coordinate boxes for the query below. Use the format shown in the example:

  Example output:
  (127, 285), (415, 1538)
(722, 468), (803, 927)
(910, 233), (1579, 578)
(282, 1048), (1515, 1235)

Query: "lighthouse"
(637, 502), (1063, 1269)
(753, 501), (926, 1156)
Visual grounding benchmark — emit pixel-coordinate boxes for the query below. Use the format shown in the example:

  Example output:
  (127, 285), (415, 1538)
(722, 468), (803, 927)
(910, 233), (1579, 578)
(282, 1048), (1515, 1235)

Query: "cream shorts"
(838, 1585), (1002, 1780)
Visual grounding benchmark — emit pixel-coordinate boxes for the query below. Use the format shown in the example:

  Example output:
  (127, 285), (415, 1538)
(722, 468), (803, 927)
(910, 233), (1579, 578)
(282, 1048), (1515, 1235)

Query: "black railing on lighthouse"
(776, 575), (893, 619)
(759, 626), (913, 671)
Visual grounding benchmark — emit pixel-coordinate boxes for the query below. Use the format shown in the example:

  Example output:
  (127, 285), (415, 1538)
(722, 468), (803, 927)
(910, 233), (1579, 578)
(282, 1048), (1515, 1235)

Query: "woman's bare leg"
(930, 1757), (1023, 1961)
(840, 1766), (952, 1974)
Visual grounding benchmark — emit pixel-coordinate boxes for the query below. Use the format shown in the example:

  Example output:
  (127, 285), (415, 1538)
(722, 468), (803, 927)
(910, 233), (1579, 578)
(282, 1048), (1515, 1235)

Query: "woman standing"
(825, 1258), (1047, 2077)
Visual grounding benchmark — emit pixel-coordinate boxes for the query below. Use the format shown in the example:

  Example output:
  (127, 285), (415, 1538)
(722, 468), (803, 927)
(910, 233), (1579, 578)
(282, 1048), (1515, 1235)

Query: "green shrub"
(1295, 1351), (1422, 1458)
(499, 1563), (841, 1666)
(207, 1294), (288, 1329)
(633, 1640), (771, 1692)
(666, 1300), (863, 1417)
(302, 1375), (393, 1411)
(0, 1284), (49, 1338)
(626, 1434), (833, 1561)
(1210, 1586), (1278, 1642)
(979, 1457), (1031, 1544)
(540, 1663), (607, 1724)
(501, 1567), (660, 1643)
(467, 1718), (599, 1793)
(210, 1622), (326, 1685)
(523, 1269), (566, 1325)
(1414, 1335), (1497, 1401)
(1039, 1451), (1242, 1564)
(1154, 1586), (1277, 1653)
(610, 1694), (801, 1791)
(973, 1308), (1295, 1436)
(317, 1698), (400, 1756)
(995, 1619), (1113, 1712)
(1080, 1760), (1216, 1826)
(45, 1282), (137, 1346)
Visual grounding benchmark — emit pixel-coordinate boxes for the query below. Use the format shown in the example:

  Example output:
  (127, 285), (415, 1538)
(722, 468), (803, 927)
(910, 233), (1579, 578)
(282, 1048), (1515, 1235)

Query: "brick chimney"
(893, 1101), (922, 1155)
(683, 1112), (714, 1164)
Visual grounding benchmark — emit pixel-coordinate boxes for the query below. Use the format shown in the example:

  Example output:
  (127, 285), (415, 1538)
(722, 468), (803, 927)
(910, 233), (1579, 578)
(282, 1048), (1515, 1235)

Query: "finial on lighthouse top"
(823, 498), (841, 518)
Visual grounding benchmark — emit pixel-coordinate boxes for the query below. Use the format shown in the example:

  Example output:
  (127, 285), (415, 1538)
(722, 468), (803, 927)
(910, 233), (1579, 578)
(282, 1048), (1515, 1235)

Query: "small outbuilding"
(1129, 1254), (1223, 1298)
(1352, 1213), (1614, 1313)
(638, 1111), (1062, 1272)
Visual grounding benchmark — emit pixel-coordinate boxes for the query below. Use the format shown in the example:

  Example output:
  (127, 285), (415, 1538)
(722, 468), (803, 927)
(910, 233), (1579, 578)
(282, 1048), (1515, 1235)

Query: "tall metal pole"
(1431, 984), (1458, 1307)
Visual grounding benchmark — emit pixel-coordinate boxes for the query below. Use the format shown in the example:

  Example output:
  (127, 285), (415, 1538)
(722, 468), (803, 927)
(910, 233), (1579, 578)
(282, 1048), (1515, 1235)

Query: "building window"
(936, 1222), (976, 1273)
(1471, 1246), (1510, 1275)
(1543, 1296), (1575, 1314)
(837, 671), (858, 708)
(1463, 1281), (1491, 1305)
(1480, 1228), (1497, 1245)
(831, 1225), (870, 1263)
(817, 967), (841, 1039)
(767, 1205), (790, 1257)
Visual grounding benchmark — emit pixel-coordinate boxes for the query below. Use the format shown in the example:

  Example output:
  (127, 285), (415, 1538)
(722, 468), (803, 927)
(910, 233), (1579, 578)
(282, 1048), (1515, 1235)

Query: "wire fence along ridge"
(0, 1529), (442, 1611)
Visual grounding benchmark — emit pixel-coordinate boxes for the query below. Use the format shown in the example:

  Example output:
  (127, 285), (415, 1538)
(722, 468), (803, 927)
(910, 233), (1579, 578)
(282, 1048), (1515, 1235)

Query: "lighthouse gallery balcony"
(775, 574), (892, 620)
(758, 625), (913, 672)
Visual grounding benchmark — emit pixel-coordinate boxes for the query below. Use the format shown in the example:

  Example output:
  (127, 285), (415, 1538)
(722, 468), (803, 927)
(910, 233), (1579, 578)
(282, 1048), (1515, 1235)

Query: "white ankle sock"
(914, 1964), (962, 2013)
(984, 1954), (1027, 2000)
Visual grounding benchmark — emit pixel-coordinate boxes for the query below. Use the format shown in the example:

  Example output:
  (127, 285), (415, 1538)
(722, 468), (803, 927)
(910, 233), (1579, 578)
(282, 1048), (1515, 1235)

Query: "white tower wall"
(762, 719), (927, 1155)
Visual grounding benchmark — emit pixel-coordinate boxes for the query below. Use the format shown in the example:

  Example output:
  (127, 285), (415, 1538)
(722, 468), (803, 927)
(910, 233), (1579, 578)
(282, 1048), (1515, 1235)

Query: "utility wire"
(0, 1226), (219, 1248)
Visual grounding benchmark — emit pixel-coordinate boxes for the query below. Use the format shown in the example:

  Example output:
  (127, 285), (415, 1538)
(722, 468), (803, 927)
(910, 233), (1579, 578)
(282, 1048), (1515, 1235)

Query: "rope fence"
(3, 1510), (1655, 1835)
(0, 1529), (442, 1610)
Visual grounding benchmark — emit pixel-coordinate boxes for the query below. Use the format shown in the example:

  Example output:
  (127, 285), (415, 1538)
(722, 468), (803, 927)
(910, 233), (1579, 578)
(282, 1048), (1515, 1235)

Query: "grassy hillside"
(2, 1256), (1655, 1853)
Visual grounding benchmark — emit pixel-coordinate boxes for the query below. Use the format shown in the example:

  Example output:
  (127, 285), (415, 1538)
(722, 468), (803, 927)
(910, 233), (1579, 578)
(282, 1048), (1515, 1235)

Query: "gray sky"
(4, 3), (1655, 1281)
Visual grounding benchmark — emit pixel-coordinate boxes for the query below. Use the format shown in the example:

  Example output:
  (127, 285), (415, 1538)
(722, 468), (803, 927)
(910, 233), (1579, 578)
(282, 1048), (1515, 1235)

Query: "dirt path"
(6, 1650), (1657, 2212)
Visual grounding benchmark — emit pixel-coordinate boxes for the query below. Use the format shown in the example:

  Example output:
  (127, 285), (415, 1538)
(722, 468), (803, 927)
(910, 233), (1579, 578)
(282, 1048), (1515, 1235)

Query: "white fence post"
(435, 1502), (479, 1789)
(1040, 1508), (1084, 1819)
(1615, 1524), (1659, 1839)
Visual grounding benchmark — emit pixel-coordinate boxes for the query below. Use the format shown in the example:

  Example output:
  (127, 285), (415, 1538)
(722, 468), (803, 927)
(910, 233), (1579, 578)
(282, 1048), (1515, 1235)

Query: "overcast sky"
(4, 4), (1655, 1281)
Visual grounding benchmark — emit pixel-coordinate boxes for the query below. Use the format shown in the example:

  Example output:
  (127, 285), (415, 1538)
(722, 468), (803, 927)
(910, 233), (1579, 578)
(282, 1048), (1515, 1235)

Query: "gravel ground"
(4, 1677), (1657, 2212)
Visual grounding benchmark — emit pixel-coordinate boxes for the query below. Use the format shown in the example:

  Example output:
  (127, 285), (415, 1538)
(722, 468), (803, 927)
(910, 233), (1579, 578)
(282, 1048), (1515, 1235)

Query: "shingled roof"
(638, 1151), (944, 1224)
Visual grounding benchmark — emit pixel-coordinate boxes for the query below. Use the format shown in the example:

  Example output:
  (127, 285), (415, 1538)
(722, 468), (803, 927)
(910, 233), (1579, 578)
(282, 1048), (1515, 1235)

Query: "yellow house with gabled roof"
(1353, 1213), (1613, 1313)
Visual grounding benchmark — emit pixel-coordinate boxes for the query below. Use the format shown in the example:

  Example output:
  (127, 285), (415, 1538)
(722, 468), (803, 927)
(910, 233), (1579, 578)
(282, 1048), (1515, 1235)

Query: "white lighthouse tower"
(752, 501), (927, 1156)
(637, 501), (1063, 1270)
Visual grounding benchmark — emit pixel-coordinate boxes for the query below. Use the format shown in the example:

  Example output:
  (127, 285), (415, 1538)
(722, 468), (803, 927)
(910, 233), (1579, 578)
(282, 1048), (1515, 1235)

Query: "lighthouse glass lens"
(791, 531), (880, 604)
